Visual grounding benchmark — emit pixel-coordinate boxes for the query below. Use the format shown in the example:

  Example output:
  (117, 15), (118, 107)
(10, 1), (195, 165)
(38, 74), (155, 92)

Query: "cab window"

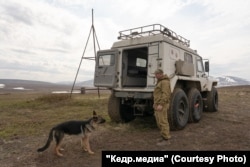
(98, 54), (114, 66)
(136, 58), (147, 67)
(197, 58), (204, 72)
(184, 52), (193, 63)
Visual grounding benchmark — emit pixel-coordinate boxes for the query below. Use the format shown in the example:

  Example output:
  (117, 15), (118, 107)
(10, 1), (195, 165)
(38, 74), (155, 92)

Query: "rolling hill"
(1, 76), (249, 93)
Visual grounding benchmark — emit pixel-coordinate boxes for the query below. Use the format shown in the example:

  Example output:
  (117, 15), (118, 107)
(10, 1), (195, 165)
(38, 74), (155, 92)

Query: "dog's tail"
(37, 128), (54, 152)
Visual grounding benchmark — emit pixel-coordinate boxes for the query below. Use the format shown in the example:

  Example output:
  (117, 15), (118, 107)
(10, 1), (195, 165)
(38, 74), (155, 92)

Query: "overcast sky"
(0, 0), (250, 83)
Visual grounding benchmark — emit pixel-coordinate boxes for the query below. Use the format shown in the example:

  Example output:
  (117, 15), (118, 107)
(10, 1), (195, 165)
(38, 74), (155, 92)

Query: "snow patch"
(223, 76), (236, 83)
(216, 76), (250, 86)
(13, 87), (33, 90)
(52, 90), (81, 94)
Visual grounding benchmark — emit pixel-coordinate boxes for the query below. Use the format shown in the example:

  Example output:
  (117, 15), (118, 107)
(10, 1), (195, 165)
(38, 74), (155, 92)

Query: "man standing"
(153, 69), (171, 146)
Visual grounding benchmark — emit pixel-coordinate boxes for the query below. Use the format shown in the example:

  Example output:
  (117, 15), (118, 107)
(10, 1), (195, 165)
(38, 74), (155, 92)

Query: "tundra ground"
(0, 86), (249, 167)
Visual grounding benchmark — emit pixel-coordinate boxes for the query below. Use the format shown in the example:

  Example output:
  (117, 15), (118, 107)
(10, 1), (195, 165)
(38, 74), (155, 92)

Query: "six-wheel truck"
(94, 24), (218, 130)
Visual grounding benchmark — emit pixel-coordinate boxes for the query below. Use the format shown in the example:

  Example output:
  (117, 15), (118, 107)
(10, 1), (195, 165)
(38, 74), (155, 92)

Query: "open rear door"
(94, 49), (118, 88)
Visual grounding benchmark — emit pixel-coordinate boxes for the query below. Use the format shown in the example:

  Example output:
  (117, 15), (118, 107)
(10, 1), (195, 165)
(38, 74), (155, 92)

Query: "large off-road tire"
(169, 88), (189, 130)
(108, 94), (122, 122)
(187, 88), (203, 123)
(108, 94), (135, 123)
(204, 86), (218, 112)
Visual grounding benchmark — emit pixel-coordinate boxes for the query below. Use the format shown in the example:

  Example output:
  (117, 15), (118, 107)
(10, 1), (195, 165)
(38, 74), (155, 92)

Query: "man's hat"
(154, 69), (163, 74)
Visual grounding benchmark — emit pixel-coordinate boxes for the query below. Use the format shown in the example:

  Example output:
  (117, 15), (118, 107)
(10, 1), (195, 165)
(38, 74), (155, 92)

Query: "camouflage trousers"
(154, 103), (171, 140)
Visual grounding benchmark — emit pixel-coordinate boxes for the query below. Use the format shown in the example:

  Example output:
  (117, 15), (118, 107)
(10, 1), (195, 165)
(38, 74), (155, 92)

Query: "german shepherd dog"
(37, 111), (105, 156)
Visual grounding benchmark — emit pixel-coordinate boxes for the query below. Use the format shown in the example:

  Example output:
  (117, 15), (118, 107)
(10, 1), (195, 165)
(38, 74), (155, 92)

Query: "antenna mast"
(70, 9), (100, 98)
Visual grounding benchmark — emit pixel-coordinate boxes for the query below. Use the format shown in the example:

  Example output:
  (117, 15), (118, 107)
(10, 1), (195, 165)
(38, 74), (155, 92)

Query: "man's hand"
(156, 105), (163, 111)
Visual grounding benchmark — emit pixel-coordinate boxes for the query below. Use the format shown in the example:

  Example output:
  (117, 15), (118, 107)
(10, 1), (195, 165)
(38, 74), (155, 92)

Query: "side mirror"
(205, 61), (209, 72)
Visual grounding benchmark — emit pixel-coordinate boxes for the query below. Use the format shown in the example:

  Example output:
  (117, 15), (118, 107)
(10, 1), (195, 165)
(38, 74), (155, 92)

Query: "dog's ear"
(93, 110), (97, 116)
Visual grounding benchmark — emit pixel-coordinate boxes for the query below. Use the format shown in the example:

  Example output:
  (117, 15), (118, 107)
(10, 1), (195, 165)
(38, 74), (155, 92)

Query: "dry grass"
(0, 86), (249, 167)
(0, 93), (110, 139)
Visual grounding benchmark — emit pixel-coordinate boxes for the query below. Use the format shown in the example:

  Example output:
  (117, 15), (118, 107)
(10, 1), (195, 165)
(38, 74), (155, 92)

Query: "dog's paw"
(55, 149), (64, 157)
(82, 147), (88, 151)
(88, 151), (94, 155)
(56, 152), (64, 157)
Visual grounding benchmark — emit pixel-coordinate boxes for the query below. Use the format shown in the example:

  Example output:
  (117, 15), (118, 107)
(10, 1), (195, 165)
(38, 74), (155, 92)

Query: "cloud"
(0, 0), (90, 82)
(0, 0), (250, 82)
(2, 2), (33, 25)
(173, 0), (250, 80)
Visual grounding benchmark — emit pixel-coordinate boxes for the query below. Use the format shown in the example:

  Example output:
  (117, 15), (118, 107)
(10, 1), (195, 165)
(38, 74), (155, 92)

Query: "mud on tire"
(187, 88), (203, 123)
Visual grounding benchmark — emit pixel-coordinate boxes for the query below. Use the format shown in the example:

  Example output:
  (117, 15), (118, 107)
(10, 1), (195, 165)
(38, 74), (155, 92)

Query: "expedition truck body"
(94, 24), (218, 130)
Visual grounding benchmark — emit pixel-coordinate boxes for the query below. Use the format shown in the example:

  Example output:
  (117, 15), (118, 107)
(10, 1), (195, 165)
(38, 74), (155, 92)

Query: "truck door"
(196, 56), (208, 89)
(94, 49), (118, 88)
(148, 42), (161, 77)
(196, 56), (206, 78)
